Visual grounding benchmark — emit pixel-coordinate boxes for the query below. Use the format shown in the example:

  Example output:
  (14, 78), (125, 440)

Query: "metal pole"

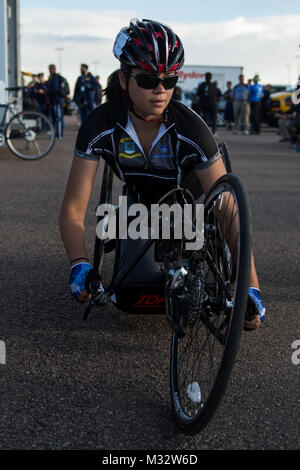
(0, 0), (8, 97)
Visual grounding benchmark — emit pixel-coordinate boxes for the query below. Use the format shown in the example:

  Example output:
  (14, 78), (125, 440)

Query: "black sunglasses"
(129, 72), (178, 90)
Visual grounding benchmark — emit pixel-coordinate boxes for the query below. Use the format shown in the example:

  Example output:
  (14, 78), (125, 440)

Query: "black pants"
(250, 102), (261, 134)
(50, 103), (64, 138)
(78, 103), (94, 125)
(201, 106), (217, 134)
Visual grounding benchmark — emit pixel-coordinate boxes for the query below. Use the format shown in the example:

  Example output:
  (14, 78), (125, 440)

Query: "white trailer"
(177, 64), (243, 107)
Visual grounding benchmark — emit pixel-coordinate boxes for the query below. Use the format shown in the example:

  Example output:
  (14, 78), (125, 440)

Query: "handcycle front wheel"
(219, 142), (232, 173)
(5, 110), (55, 160)
(169, 172), (251, 434)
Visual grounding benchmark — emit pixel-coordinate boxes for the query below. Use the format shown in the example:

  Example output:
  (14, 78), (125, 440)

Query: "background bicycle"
(0, 87), (55, 160)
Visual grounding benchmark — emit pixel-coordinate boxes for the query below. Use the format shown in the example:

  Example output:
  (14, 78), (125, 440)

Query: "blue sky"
(19, 1), (300, 91)
(20, 0), (300, 22)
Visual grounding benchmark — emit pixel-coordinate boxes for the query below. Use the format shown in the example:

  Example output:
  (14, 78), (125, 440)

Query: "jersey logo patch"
(119, 152), (142, 159)
(119, 139), (142, 159)
(124, 142), (136, 154)
(158, 142), (169, 153)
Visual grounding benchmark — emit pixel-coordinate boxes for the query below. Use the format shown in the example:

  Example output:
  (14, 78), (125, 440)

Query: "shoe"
(244, 130), (250, 135)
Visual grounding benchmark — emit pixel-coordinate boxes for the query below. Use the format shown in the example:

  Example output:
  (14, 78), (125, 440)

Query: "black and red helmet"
(113, 18), (184, 73)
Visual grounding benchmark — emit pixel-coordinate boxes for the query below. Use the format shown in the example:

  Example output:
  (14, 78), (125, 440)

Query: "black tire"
(93, 162), (116, 288)
(5, 111), (55, 159)
(170, 173), (251, 434)
(219, 142), (232, 173)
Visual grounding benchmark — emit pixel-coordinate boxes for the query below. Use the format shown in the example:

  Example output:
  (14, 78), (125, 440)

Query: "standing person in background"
(214, 81), (222, 137)
(46, 64), (64, 139)
(248, 74), (264, 135)
(94, 75), (103, 107)
(196, 72), (218, 137)
(214, 81), (222, 104)
(27, 74), (39, 110)
(223, 81), (234, 130)
(73, 64), (97, 124)
(173, 85), (182, 101)
(22, 74), (32, 110)
(28, 74), (38, 87)
(261, 83), (272, 123)
(232, 74), (250, 135)
(34, 73), (49, 116)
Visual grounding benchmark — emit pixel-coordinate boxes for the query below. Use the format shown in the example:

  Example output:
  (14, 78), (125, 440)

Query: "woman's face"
(119, 68), (175, 120)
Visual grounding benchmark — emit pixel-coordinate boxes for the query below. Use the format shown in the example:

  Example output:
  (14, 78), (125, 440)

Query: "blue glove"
(69, 262), (99, 302)
(247, 287), (266, 322)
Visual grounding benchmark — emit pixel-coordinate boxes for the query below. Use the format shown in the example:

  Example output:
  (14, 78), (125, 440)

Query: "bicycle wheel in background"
(5, 111), (55, 160)
(93, 161), (116, 289)
(170, 173), (251, 434)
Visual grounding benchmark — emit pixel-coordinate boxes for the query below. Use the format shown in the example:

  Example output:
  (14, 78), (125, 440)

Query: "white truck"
(177, 64), (243, 107)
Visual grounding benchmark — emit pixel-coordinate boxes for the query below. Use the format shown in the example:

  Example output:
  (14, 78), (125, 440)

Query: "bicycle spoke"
(33, 139), (42, 155)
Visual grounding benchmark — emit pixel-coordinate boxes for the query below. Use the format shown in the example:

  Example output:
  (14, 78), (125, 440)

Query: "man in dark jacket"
(73, 64), (97, 124)
(196, 72), (218, 136)
(46, 64), (65, 139)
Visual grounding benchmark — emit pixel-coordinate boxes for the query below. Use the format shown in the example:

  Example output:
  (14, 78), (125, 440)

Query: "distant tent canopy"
(22, 71), (34, 86)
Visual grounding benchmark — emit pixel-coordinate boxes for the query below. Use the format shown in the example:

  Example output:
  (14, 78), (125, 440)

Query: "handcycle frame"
(84, 182), (200, 321)
(85, 141), (233, 318)
(84, 144), (251, 434)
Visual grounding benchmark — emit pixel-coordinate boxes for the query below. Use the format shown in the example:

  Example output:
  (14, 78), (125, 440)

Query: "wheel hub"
(0, 133), (5, 147)
(25, 129), (36, 142)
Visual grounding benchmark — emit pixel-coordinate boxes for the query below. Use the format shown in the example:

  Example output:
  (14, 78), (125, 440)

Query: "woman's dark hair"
(103, 69), (123, 102)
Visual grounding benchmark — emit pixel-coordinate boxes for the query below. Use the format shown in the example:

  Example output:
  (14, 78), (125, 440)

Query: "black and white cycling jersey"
(74, 98), (220, 202)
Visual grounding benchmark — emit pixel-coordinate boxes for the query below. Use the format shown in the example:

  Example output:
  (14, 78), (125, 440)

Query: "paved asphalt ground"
(0, 114), (299, 451)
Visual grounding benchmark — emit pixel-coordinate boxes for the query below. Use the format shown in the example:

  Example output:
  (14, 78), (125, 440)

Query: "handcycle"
(0, 87), (55, 160)
(84, 144), (251, 434)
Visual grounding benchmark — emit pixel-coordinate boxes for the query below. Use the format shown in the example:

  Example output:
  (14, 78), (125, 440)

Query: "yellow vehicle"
(267, 87), (295, 126)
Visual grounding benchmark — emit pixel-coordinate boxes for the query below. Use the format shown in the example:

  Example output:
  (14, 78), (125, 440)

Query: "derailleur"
(165, 262), (190, 338)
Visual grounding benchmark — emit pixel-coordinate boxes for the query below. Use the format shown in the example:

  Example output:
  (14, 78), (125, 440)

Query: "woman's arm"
(59, 156), (100, 267)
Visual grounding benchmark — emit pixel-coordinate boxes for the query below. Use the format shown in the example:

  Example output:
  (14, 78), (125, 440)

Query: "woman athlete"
(59, 18), (265, 330)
